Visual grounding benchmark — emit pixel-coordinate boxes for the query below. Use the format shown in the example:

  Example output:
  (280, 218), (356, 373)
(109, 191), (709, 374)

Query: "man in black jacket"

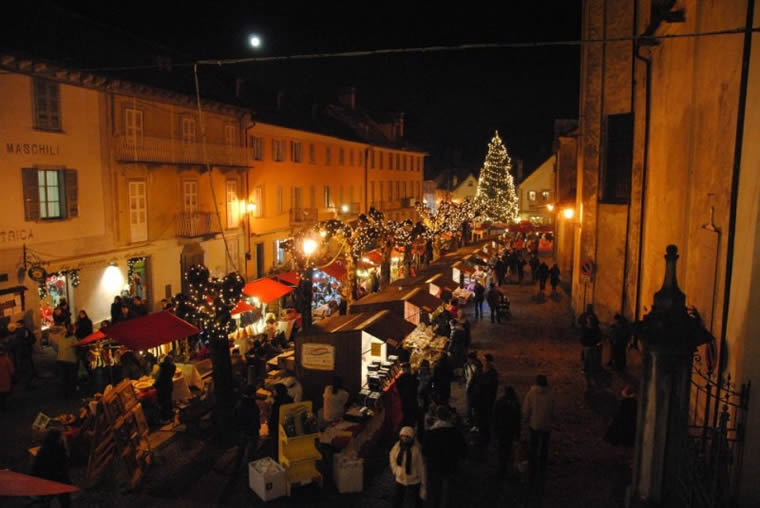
(486, 283), (501, 324)
(423, 405), (467, 508)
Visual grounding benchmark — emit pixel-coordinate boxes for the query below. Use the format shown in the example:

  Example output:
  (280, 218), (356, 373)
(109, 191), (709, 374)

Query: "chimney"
(276, 90), (286, 111)
(337, 86), (356, 110)
(393, 111), (405, 139)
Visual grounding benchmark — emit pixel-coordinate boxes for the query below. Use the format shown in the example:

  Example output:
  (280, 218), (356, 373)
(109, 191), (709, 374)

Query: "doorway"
(40, 272), (71, 329)
(255, 242), (265, 279)
(128, 257), (150, 303)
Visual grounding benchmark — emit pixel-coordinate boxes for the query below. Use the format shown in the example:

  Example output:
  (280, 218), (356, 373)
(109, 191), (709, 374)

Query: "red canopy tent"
(0, 470), (79, 496)
(274, 271), (301, 286)
(102, 311), (199, 351)
(318, 260), (347, 280)
(243, 277), (295, 304)
(363, 249), (384, 265)
(75, 329), (107, 347)
(230, 300), (256, 316)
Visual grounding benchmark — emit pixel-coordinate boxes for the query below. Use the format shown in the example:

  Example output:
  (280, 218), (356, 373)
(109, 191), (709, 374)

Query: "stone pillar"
(630, 245), (712, 505)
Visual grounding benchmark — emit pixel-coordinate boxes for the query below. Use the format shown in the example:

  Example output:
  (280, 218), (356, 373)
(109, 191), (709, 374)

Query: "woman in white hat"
(389, 425), (426, 507)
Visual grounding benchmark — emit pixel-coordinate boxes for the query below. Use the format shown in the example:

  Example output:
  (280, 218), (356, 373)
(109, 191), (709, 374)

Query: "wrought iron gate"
(673, 361), (751, 508)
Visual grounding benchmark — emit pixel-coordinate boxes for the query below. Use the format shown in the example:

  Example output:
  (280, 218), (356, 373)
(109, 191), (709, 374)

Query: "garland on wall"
(37, 269), (81, 299)
(127, 257), (146, 281)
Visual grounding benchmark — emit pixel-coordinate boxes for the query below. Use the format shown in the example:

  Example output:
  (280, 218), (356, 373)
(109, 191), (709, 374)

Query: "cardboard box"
(249, 457), (287, 501)
(333, 453), (363, 493)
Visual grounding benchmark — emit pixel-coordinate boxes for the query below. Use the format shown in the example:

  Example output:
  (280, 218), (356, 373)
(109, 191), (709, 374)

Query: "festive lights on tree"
(475, 130), (519, 222)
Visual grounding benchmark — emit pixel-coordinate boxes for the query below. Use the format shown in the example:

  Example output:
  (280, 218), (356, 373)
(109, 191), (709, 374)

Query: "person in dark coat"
(486, 283), (501, 324)
(529, 255), (540, 283)
(234, 384), (262, 468)
(494, 259), (506, 287)
(549, 264), (560, 293)
(131, 296), (148, 317)
(422, 405), (467, 508)
(475, 354), (499, 443)
(74, 310), (94, 381)
(54, 299), (72, 327)
(155, 356), (176, 423)
(473, 280), (485, 320)
(494, 386), (522, 477)
(32, 429), (72, 508)
(268, 383), (294, 461)
(110, 296), (122, 323)
(610, 314), (631, 372)
(396, 363), (419, 427)
(578, 305), (601, 388)
(119, 304), (135, 322)
(10, 320), (37, 389)
(604, 385), (637, 448)
(537, 262), (549, 293)
(516, 256), (526, 284)
(432, 354), (453, 404)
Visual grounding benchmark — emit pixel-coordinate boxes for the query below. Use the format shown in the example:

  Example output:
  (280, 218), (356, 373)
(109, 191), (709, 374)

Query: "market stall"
(349, 287), (442, 326)
(425, 273), (460, 299)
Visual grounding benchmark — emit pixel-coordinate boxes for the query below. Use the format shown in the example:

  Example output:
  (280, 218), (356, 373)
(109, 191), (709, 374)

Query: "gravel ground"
(1, 252), (641, 508)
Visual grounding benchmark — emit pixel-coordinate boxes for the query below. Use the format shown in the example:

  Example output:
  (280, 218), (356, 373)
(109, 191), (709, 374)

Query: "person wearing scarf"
(389, 426), (426, 508)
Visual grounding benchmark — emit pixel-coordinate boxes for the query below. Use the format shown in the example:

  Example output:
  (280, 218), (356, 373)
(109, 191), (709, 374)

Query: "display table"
(175, 362), (204, 390)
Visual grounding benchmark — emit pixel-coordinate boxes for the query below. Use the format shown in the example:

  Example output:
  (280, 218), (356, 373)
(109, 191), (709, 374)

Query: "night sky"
(2, 2), (581, 175)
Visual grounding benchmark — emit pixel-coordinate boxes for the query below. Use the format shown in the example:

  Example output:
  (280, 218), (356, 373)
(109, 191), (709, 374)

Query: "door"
(255, 242), (265, 278)
(183, 180), (198, 214)
(293, 186), (304, 221)
(129, 180), (147, 243)
(226, 179), (239, 228)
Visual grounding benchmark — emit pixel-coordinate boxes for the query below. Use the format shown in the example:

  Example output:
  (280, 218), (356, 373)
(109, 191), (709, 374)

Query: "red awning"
(318, 260), (347, 280)
(243, 277), (295, 303)
(231, 300), (256, 316)
(411, 243), (425, 255)
(103, 311), (199, 351)
(75, 330), (107, 347)
(275, 271), (300, 286)
(0, 470), (79, 497)
(363, 250), (384, 265)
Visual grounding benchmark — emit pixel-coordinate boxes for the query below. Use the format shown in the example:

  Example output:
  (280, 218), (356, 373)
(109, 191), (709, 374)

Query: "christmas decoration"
(476, 131), (519, 222)
(69, 269), (81, 288)
(127, 257), (146, 280)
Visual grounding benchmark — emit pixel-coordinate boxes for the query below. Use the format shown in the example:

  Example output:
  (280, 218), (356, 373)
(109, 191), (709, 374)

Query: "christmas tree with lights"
(476, 131), (519, 222)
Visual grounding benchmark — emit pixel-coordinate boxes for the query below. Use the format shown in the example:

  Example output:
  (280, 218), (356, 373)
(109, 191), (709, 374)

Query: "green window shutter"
(64, 169), (78, 217)
(22, 168), (40, 221)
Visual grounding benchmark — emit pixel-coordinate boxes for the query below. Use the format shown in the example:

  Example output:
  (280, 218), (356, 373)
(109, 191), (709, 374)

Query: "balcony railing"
(177, 212), (220, 238)
(114, 135), (248, 167)
(290, 207), (318, 225)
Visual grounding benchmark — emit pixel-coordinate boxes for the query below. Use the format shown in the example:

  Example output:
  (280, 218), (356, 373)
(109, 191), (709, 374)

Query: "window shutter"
(22, 168), (40, 221)
(64, 169), (78, 217)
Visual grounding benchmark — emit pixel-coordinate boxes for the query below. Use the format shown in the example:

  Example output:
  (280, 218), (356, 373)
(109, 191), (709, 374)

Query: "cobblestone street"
(1, 268), (642, 508)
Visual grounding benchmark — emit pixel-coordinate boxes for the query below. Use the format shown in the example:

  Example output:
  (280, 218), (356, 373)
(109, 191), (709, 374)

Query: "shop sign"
(6, 143), (60, 156)
(301, 343), (335, 371)
(0, 229), (34, 243)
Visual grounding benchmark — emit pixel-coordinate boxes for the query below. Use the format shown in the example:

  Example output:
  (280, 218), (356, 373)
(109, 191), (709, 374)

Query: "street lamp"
(563, 208), (575, 220)
(547, 204), (555, 212)
(246, 202), (257, 214)
(302, 238), (318, 257)
(341, 204), (350, 214)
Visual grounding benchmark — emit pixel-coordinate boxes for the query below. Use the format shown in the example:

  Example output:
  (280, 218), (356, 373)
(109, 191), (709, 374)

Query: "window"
(603, 113), (634, 203)
(275, 240), (287, 265)
(125, 108), (143, 146)
(310, 185), (316, 208)
(226, 179), (239, 228)
(253, 185), (264, 217)
(128, 180), (147, 242)
(370, 181), (375, 205)
(250, 136), (264, 160)
(541, 191), (550, 202)
(396, 181), (400, 200)
(339, 185), (344, 205)
(272, 139), (284, 162)
(350, 150), (355, 166)
(309, 143), (316, 164)
(395, 154), (400, 170)
(403, 182), (407, 198)
(33, 79), (61, 130)
(339, 148), (345, 166)
(276, 185), (284, 214)
(388, 181), (393, 201)
(224, 124), (237, 147)
(379, 181), (384, 202)
(358, 151), (363, 167)
(379, 152), (384, 170)
(182, 118), (196, 145)
(389, 153), (394, 170)
(183, 180), (198, 213)
(370, 150), (375, 169)
(323, 185), (331, 208)
(290, 140), (303, 162)
(349, 185), (354, 204)
(528, 191), (537, 202)
(22, 168), (78, 221)
(326, 146), (332, 165)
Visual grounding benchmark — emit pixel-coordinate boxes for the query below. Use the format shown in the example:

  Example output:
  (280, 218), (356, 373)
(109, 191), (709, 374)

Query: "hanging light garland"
(127, 257), (146, 280)
(69, 269), (81, 288)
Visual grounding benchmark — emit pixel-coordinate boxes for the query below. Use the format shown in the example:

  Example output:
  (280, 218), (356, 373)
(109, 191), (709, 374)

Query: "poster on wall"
(301, 343), (335, 371)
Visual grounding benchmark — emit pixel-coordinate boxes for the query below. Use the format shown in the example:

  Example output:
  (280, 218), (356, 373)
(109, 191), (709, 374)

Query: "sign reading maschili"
(6, 143), (60, 156)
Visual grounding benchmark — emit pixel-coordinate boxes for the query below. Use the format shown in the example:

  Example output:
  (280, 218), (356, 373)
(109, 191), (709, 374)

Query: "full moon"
(249, 35), (261, 48)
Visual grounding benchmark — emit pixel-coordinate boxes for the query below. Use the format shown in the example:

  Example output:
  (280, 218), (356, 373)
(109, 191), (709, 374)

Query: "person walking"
(463, 352), (483, 426)
(523, 375), (555, 498)
(32, 429), (73, 508)
(0, 345), (15, 410)
(234, 384), (261, 469)
(610, 314), (631, 372)
(604, 385), (638, 451)
(494, 386), (521, 478)
(74, 310), (94, 381)
(423, 405), (467, 508)
(537, 262), (549, 294)
(516, 256), (526, 285)
(475, 354), (499, 443)
(432, 354), (453, 405)
(549, 264), (560, 293)
(529, 255), (540, 283)
(495, 258), (506, 287)
(578, 305), (601, 388)
(473, 280), (485, 320)
(389, 426), (426, 508)
(396, 364), (419, 427)
(10, 319), (37, 390)
(486, 283), (501, 324)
